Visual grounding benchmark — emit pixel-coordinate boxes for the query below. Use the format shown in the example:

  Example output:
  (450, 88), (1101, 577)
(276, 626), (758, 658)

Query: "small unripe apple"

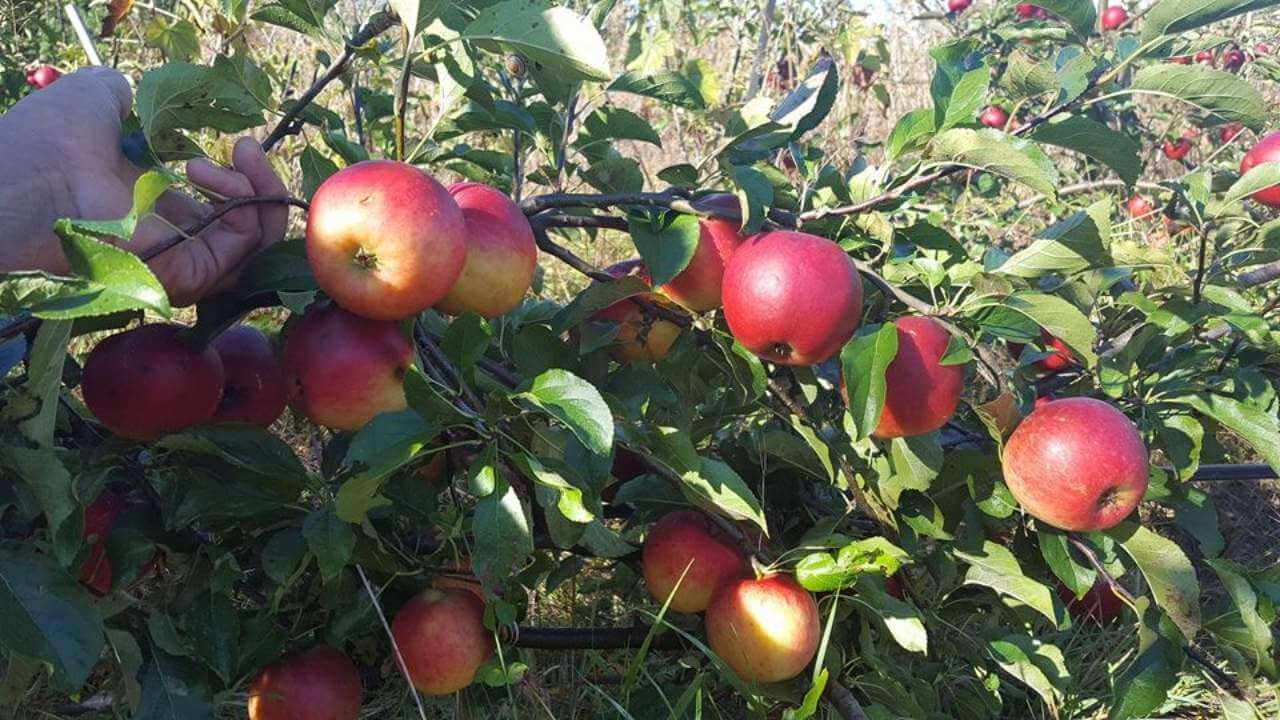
(282, 303), (411, 431)
(78, 490), (128, 596)
(210, 325), (287, 427)
(434, 183), (537, 318)
(1003, 397), (1148, 532)
(1218, 122), (1245, 143)
(653, 194), (746, 312)
(592, 260), (684, 363)
(26, 65), (60, 88)
(706, 573), (820, 683)
(722, 231), (863, 366)
(306, 160), (467, 321)
(1239, 131), (1280, 207)
(248, 645), (362, 720)
(979, 105), (1009, 130)
(1194, 49), (1216, 65)
(869, 316), (965, 439)
(81, 324), (225, 441)
(1100, 5), (1128, 30)
(1162, 138), (1192, 161)
(947, 0), (972, 13)
(1222, 48), (1247, 71)
(641, 510), (748, 613)
(391, 588), (493, 695)
(1126, 194), (1155, 220)
(1056, 579), (1125, 624)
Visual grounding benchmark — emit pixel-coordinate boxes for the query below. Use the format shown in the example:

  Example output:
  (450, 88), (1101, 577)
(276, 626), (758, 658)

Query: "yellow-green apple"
(81, 324), (225, 441)
(652, 194), (746, 312)
(210, 325), (287, 427)
(722, 231), (863, 366)
(306, 160), (467, 321)
(282, 303), (411, 431)
(435, 182), (537, 318)
(592, 260), (684, 363)
(390, 587), (493, 695)
(641, 510), (749, 613)
(248, 645), (361, 720)
(871, 316), (965, 439)
(706, 573), (820, 682)
(1240, 131), (1280, 207)
(1003, 397), (1148, 531)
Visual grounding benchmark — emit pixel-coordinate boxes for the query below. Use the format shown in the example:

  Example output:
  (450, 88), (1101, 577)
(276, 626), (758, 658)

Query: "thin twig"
(354, 564), (429, 720)
(824, 678), (870, 720)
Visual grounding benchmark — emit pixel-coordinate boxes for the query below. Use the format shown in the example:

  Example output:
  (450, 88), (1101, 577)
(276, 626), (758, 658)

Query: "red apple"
(282, 303), (411, 431)
(81, 324), (225, 441)
(885, 574), (905, 600)
(641, 510), (749, 613)
(1222, 48), (1247, 71)
(1162, 138), (1192, 161)
(722, 231), (863, 366)
(248, 645), (361, 720)
(947, 0), (972, 13)
(1032, 394), (1055, 410)
(1010, 329), (1075, 372)
(1100, 5), (1128, 30)
(1219, 122), (1245, 143)
(1126, 194), (1155, 220)
(210, 325), (287, 427)
(706, 573), (820, 683)
(306, 160), (467, 321)
(78, 490), (128, 596)
(1056, 579), (1125, 624)
(1239, 131), (1280, 207)
(391, 587), (493, 695)
(1254, 42), (1273, 55)
(26, 65), (60, 89)
(1194, 49), (1216, 65)
(1170, 55), (1192, 64)
(1015, 3), (1038, 19)
(653, 194), (746, 312)
(434, 183), (537, 318)
(592, 260), (684, 363)
(869, 316), (965, 439)
(979, 105), (1009, 130)
(1003, 397), (1148, 532)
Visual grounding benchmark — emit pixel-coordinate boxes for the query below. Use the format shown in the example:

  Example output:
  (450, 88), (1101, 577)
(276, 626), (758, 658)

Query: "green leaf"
(628, 213), (699, 287)
(159, 425), (308, 486)
(441, 313), (493, 380)
(135, 651), (213, 720)
(608, 71), (707, 110)
(0, 549), (105, 690)
(678, 457), (767, 532)
(796, 537), (909, 592)
(1221, 161), (1280, 207)
(1107, 522), (1200, 638)
(941, 66), (990, 131)
(49, 220), (171, 319)
(514, 454), (594, 524)
(551, 275), (650, 334)
(519, 369), (614, 457)
(988, 634), (1069, 708)
(730, 165), (773, 235)
(578, 106), (662, 148)
(995, 291), (1097, 367)
(856, 581), (928, 654)
(1108, 635), (1180, 720)
(472, 481), (534, 588)
(887, 434), (944, 495)
(1206, 559), (1273, 673)
(1129, 64), (1266, 130)
(16, 319), (71, 449)
(250, 0), (335, 36)
(1002, 49), (1058, 99)
(885, 108), (935, 160)
(302, 507), (355, 582)
(1141, 0), (1280, 43)
(144, 18), (200, 61)
(955, 540), (1062, 627)
(1028, 116), (1142, 186)
(135, 62), (266, 143)
(69, 171), (173, 242)
(336, 410), (440, 523)
(767, 53), (840, 140)
(1035, 0), (1098, 36)
(185, 592), (238, 683)
(840, 322), (899, 441)
(464, 1), (610, 82)
(1175, 392), (1280, 474)
(299, 146), (339, 200)
(1039, 528), (1097, 598)
(2, 448), (78, 567)
(997, 200), (1112, 278)
(929, 128), (1059, 197)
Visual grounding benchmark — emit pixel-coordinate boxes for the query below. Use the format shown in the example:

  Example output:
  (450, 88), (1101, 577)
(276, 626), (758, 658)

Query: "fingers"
(38, 67), (133, 124)
(186, 156), (260, 234)
(231, 137), (290, 249)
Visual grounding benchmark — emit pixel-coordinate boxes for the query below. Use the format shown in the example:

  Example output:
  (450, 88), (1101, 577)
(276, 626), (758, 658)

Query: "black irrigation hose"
(507, 625), (687, 651)
(1186, 464), (1278, 482)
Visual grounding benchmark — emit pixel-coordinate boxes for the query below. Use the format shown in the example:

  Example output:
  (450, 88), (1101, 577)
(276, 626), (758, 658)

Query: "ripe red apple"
(592, 260), (684, 363)
(81, 324), (225, 441)
(1100, 5), (1128, 30)
(1010, 329), (1076, 372)
(885, 574), (905, 600)
(1162, 138), (1192, 161)
(1219, 122), (1245, 143)
(722, 231), (863, 366)
(1222, 48), (1247, 71)
(26, 65), (60, 89)
(641, 510), (749, 613)
(1032, 394), (1055, 410)
(306, 160), (467, 321)
(653, 194), (746, 312)
(1003, 397), (1148, 532)
(1255, 42), (1273, 55)
(282, 303), (411, 431)
(1194, 49), (1216, 65)
(1015, 3), (1038, 19)
(868, 316), (965, 439)
(248, 645), (361, 720)
(391, 587), (493, 695)
(434, 182), (537, 318)
(1126, 194), (1155, 220)
(78, 490), (128, 596)
(210, 325), (287, 427)
(979, 105), (1009, 130)
(947, 0), (972, 13)
(1239, 131), (1280, 207)
(706, 573), (820, 683)
(1056, 579), (1125, 624)
(1170, 55), (1192, 64)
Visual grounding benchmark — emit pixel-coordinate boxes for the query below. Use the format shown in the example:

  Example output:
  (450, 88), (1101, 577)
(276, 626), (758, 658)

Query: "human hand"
(0, 67), (290, 306)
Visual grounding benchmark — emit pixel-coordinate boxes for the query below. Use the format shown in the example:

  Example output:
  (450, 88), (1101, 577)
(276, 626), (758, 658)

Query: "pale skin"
(0, 67), (288, 307)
